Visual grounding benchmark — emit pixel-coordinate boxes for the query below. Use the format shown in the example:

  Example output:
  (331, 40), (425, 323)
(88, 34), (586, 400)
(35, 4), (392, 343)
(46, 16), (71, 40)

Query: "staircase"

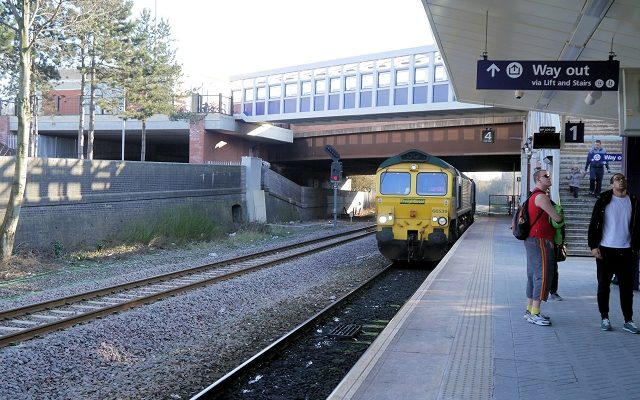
(558, 118), (622, 256)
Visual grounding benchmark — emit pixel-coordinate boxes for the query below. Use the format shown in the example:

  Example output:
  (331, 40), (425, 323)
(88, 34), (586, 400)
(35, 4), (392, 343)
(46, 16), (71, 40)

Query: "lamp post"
(120, 89), (126, 161)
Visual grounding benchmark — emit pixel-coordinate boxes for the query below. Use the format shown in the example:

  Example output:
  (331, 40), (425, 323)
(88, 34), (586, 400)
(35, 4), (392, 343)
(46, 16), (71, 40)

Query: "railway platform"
(329, 215), (640, 400)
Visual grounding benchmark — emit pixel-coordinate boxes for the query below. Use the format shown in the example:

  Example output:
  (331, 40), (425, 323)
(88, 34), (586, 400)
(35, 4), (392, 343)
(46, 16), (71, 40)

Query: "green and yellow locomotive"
(375, 149), (475, 262)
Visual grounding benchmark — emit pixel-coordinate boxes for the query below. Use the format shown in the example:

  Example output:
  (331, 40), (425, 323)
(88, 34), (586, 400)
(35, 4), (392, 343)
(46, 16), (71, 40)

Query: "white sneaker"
(527, 313), (551, 326)
(524, 310), (550, 321)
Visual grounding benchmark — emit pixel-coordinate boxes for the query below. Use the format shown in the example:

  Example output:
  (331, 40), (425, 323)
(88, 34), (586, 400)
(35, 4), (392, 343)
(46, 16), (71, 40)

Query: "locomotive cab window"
(417, 172), (447, 196)
(380, 172), (411, 195)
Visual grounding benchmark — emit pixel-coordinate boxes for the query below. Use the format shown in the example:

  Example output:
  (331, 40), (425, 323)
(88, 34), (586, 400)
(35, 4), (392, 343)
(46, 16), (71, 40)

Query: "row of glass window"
(235, 66), (447, 103)
(233, 84), (451, 116)
(235, 52), (444, 87)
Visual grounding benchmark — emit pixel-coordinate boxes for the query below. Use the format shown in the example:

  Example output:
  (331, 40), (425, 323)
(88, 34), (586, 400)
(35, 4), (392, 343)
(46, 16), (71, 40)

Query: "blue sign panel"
(602, 153), (623, 162)
(477, 60), (619, 91)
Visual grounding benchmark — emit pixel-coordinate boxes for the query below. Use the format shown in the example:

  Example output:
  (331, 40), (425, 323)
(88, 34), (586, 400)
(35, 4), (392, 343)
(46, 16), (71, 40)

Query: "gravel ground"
(0, 220), (389, 399)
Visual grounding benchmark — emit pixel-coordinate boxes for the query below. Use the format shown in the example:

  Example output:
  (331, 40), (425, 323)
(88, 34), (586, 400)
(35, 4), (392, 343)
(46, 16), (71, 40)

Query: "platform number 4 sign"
(565, 121), (584, 143)
(481, 128), (495, 143)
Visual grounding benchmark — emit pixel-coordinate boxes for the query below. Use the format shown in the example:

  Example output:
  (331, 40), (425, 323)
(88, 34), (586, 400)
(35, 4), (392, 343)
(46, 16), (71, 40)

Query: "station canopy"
(421, 0), (640, 121)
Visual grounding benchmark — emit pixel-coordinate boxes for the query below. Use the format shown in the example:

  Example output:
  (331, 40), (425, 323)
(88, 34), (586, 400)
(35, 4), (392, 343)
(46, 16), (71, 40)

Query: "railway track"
(0, 225), (375, 348)
(191, 262), (395, 399)
(190, 264), (433, 399)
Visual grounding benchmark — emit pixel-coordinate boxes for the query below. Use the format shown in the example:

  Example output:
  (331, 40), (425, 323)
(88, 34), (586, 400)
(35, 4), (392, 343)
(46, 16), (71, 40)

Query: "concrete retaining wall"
(0, 157), (245, 251)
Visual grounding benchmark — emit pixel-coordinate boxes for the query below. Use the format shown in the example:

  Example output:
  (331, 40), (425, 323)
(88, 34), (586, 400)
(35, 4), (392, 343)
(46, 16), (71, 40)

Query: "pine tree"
(123, 9), (181, 161)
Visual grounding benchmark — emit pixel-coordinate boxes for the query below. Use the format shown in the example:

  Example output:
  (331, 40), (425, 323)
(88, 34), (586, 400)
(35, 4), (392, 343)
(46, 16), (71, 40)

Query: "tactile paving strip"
(439, 222), (494, 400)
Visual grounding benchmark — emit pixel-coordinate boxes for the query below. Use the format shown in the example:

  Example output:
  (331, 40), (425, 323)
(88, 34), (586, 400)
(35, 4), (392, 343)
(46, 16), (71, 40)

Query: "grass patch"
(119, 207), (227, 246)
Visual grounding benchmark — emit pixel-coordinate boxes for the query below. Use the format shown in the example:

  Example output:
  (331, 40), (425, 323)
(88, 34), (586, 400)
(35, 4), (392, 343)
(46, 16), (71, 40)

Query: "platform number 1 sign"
(565, 121), (584, 143)
(481, 128), (495, 143)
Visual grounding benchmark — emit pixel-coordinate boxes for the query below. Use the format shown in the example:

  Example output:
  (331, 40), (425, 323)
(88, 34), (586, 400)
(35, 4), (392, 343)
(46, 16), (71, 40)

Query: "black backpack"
(512, 192), (543, 240)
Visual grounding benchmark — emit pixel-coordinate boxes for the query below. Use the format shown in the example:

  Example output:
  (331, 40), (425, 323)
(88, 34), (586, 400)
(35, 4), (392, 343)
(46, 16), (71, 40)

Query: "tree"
(0, 0), (71, 262)
(66, 0), (133, 159)
(124, 9), (181, 161)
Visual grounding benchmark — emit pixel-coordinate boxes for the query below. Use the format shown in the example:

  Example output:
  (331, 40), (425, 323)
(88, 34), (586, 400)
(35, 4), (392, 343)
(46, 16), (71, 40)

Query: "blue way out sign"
(477, 60), (619, 91)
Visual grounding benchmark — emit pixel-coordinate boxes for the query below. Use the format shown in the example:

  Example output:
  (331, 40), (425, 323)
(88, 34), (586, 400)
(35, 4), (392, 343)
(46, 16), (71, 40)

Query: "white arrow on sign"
(486, 63), (500, 77)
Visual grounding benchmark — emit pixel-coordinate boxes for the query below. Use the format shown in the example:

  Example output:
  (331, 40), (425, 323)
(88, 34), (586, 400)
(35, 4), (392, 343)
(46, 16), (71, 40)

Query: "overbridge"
(0, 45), (527, 183)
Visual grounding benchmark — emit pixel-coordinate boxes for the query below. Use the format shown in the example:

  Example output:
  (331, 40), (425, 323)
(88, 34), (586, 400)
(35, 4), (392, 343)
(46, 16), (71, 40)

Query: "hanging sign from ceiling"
(476, 60), (619, 91)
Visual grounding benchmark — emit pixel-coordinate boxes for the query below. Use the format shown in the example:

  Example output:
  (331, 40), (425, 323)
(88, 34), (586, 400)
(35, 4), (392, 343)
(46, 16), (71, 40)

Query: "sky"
(131, 0), (434, 93)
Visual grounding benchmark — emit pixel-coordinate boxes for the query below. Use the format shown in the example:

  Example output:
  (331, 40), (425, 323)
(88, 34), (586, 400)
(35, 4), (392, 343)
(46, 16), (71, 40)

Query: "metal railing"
(488, 194), (518, 215)
(194, 94), (233, 116)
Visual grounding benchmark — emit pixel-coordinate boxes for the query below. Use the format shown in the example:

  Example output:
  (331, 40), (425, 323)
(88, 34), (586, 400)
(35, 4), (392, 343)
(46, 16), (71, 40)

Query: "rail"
(0, 225), (375, 348)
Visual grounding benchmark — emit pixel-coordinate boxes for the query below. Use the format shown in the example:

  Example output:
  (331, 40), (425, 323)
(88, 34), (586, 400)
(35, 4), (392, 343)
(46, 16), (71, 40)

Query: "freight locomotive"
(375, 149), (475, 262)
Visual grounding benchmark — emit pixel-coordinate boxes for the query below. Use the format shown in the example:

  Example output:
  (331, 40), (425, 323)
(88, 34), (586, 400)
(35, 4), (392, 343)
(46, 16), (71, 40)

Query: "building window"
(433, 84), (449, 102)
(377, 89), (389, 106)
(377, 58), (391, 70)
(315, 79), (326, 94)
(301, 81), (312, 95)
(395, 70), (409, 86)
(300, 97), (311, 112)
(328, 65), (341, 77)
(413, 86), (428, 104)
(344, 63), (358, 74)
(268, 74), (282, 84)
(378, 71), (391, 87)
(256, 101), (265, 115)
(284, 98), (296, 113)
(330, 77), (341, 93)
(394, 88), (408, 105)
(415, 68), (429, 84)
(314, 95), (324, 111)
(415, 53), (429, 66)
(345, 76), (356, 91)
(269, 85), (281, 99)
(435, 65), (447, 82)
(268, 100), (280, 114)
(359, 60), (374, 73)
(257, 87), (266, 100)
(344, 93), (356, 109)
(285, 83), (297, 97)
(328, 94), (339, 110)
(394, 55), (411, 68)
(360, 91), (372, 107)
(361, 74), (373, 89)
(244, 88), (254, 102)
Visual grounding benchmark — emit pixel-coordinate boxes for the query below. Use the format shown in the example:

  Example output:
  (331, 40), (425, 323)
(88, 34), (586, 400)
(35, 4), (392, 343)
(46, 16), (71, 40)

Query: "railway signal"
(330, 161), (342, 183)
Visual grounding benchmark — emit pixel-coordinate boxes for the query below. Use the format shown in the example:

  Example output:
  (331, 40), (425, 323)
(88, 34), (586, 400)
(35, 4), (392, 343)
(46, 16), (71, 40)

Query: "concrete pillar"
(188, 118), (205, 163)
(241, 156), (266, 222)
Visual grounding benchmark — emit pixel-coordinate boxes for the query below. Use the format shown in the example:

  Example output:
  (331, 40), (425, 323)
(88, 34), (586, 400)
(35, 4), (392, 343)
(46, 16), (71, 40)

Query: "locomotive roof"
(378, 149), (457, 172)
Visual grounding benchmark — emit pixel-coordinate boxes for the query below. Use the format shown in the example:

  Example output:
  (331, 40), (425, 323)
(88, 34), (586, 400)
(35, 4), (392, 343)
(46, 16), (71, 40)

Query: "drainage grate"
(328, 324), (362, 338)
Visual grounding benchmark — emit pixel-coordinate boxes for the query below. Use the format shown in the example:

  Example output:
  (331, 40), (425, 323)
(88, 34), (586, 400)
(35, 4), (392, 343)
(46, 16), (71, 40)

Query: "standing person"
(523, 170), (563, 326)
(566, 166), (586, 198)
(584, 139), (610, 197)
(588, 173), (640, 333)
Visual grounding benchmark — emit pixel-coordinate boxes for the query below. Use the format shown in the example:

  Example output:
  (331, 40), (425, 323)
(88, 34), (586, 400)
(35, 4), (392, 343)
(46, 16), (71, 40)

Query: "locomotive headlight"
(438, 217), (447, 226)
(378, 213), (394, 224)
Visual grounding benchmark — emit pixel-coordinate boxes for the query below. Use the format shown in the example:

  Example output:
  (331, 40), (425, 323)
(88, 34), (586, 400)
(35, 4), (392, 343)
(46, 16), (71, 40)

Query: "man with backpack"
(523, 169), (563, 326)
